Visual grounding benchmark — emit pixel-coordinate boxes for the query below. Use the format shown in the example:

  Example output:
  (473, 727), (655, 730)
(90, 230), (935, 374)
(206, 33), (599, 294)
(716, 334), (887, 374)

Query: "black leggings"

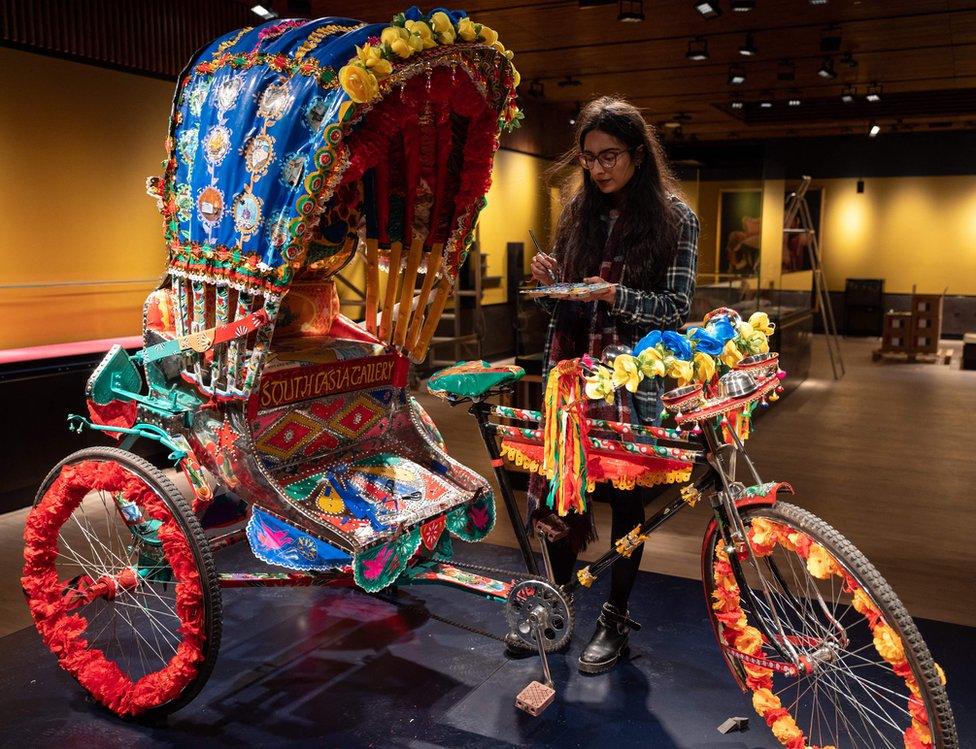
(547, 485), (646, 611)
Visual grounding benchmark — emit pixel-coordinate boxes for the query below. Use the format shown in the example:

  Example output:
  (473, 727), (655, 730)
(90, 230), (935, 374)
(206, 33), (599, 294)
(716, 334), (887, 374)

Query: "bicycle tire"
(703, 500), (956, 748)
(24, 447), (222, 719)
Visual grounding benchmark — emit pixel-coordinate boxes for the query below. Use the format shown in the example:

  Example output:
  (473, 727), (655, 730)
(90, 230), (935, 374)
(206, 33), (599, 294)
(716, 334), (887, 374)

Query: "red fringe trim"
(22, 459), (206, 716)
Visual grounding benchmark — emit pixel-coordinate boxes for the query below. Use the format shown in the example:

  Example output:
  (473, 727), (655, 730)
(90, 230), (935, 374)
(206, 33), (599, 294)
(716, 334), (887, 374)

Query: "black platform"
(3, 542), (973, 747)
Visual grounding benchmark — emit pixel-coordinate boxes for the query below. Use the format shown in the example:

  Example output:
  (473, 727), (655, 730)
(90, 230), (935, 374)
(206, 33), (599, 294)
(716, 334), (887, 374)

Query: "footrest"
(515, 680), (555, 716)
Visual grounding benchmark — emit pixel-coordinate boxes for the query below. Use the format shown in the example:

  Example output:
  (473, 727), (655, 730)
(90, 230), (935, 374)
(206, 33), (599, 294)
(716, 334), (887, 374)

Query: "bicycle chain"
(428, 555), (535, 583)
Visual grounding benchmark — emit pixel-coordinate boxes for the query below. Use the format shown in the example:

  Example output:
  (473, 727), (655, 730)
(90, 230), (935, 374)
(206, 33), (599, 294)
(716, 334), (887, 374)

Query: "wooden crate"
(910, 294), (943, 355)
(881, 311), (912, 353)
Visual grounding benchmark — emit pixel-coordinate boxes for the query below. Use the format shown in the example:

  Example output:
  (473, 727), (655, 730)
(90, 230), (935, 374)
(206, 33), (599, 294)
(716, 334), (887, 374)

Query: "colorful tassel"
(541, 359), (590, 516)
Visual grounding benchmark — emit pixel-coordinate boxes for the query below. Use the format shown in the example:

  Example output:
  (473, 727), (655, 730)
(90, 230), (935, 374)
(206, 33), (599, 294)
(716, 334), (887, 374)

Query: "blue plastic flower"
(706, 317), (736, 344)
(662, 330), (692, 360)
(403, 5), (424, 21)
(688, 327), (724, 355)
(633, 329), (662, 355)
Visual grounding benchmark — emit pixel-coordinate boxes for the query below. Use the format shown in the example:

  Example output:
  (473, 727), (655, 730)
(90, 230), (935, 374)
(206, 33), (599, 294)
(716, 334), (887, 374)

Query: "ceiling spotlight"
(810, 0), (828, 4)
(739, 33), (758, 56)
(728, 65), (746, 85)
(618, 0), (645, 21)
(731, 0), (755, 11)
(841, 50), (859, 69)
(788, 89), (802, 107)
(777, 59), (796, 81)
(686, 37), (709, 61)
(529, 79), (545, 98)
(759, 91), (773, 108)
(695, 2), (722, 19)
(250, 4), (278, 19)
(818, 57), (837, 79)
(730, 94), (744, 110)
(869, 122), (881, 138)
(841, 84), (857, 103)
(866, 83), (883, 102)
(557, 75), (583, 87)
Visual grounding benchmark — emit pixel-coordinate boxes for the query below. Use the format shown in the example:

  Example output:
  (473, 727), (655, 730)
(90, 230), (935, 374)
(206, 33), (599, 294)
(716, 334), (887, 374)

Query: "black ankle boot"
(578, 602), (641, 674)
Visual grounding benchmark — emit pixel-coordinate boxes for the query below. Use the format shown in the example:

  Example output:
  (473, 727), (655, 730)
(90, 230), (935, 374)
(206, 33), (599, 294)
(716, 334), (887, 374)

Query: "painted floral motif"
(187, 77), (212, 116)
(177, 127), (199, 169)
(174, 183), (193, 222)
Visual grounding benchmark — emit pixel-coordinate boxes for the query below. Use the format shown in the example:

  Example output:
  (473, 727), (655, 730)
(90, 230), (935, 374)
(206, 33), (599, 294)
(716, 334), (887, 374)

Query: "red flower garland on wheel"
(22, 460), (206, 716)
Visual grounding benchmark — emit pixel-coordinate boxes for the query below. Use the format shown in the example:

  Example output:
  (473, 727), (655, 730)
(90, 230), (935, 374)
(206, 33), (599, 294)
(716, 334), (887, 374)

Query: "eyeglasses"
(577, 148), (629, 170)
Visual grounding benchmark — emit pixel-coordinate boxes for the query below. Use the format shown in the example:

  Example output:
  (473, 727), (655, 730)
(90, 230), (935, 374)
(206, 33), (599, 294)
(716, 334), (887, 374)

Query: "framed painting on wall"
(717, 189), (763, 275)
(782, 186), (824, 273)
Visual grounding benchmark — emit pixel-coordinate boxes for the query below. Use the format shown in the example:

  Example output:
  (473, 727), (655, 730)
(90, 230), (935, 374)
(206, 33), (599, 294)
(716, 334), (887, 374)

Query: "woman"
(526, 96), (699, 674)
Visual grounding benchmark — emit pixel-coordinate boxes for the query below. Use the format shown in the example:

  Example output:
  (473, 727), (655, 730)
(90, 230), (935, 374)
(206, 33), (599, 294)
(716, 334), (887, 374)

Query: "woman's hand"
(576, 276), (617, 303)
(530, 252), (559, 284)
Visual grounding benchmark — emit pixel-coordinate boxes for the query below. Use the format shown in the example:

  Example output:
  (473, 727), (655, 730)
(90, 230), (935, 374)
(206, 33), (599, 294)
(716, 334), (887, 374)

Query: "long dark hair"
(549, 96), (681, 289)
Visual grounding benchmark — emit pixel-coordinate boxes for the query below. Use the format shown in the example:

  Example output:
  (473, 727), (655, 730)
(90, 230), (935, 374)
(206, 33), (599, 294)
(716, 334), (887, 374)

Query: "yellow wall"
(477, 149), (554, 304)
(0, 48), (175, 349)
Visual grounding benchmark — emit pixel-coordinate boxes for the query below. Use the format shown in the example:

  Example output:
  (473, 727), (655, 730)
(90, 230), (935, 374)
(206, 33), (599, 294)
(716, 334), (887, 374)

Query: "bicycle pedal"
(534, 516), (569, 543)
(515, 680), (555, 716)
(717, 716), (749, 734)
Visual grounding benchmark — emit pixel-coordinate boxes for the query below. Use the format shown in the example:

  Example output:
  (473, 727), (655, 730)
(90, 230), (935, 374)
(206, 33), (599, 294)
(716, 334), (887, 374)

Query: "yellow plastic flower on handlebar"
(665, 357), (694, 386)
(693, 351), (716, 382)
(749, 311), (775, 336)
(611, 354), (643, 393)
(637, 347), (666, 378)
(355, 45), (392, 78)
(479, 25), (499, 46)
(720, 339), (744, 368)
(737, 320), (755, 339)
(746, 331), (770, 354)
(584, 367), (615, 404)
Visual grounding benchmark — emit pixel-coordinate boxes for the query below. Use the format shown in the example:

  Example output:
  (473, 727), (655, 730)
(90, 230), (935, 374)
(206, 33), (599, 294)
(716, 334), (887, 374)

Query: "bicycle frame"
(467, 392), (821, 678)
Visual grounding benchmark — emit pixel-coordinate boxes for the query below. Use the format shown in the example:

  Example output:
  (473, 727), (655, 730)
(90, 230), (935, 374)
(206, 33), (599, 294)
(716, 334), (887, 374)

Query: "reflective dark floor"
(2, 542), (973, 748)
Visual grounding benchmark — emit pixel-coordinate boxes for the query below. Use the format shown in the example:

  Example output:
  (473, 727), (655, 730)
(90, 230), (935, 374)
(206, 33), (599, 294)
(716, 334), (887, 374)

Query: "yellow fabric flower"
(355, 45), (392, 78)
(720, 339), (744, 368)
(737, 320), (755, 339)
(584, 368), (615, 404)
(693, 351), (716, 382)
(380, 26), (408, 46)
(637, 347), (666, 378)
(338, 64), (378, 104)
(749, 311), (775, 335)
(872, 624), (906, 664)
(391, 37), (415, 58)
(751, 687), (781, 716)
(611, 354), (643, 393)
(806, 543), (838, 579)
(770, 715), (803, 744)
(457, 17), (478, 42)
(665, 357), (694, 386)
(430, 12), (456, 44)
(511, 65), (521, 87)
(480, 25), (499, 46)
(406, 20), (436, 49)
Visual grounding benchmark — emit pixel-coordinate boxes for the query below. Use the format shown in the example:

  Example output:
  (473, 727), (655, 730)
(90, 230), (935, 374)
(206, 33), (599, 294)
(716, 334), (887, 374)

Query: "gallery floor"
(0, 336), (973, 746)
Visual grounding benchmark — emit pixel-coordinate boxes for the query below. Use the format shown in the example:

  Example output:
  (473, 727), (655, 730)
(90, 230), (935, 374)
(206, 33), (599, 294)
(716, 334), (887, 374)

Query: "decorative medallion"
(232, 191), (264, 239)
(332, 395), (385, 439)
(279, 151), (305, 188)
(203, 125), (232, 166)
(177, 127), (198, 169)
(175, 183), (193, 223)
(255, 411), (322, 460)
(266, 208), (291, 249)
(294, 535), (317, 560)
(213, 75), (243, 111)
(187, 78), (212, 117)
(257, 81), (292, 122)
(304, 96), (328, 132)
(197, 185), (225, 228)
(244, 133), (275, 177)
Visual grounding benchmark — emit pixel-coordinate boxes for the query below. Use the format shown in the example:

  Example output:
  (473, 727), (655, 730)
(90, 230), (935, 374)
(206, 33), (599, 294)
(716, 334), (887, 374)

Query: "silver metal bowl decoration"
(600, 344), (633, 366)
(661, 383), (705, 413)
(735, 352), (779, 377)
(717, 369), (759, 399)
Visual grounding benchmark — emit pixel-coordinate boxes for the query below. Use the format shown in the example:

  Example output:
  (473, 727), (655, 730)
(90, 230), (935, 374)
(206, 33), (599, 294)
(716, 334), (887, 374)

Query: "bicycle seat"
(427, 360), (524, 401)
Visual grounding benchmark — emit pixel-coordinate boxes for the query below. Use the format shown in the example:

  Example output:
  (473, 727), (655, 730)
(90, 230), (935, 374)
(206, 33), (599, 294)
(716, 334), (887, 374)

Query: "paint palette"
(520, 281), (613, 299)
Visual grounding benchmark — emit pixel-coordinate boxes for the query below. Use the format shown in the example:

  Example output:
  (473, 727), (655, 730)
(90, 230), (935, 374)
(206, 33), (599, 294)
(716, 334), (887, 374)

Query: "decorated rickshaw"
(21, 8), (956, 747)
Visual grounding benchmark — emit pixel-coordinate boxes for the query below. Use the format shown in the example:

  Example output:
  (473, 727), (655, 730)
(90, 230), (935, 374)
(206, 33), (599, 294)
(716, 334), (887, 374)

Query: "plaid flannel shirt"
(536, 199), (700, 425)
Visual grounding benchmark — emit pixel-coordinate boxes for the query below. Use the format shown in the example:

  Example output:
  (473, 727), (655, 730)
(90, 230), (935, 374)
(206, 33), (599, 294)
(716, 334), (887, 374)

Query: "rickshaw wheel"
(22, 447), (221, 719)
